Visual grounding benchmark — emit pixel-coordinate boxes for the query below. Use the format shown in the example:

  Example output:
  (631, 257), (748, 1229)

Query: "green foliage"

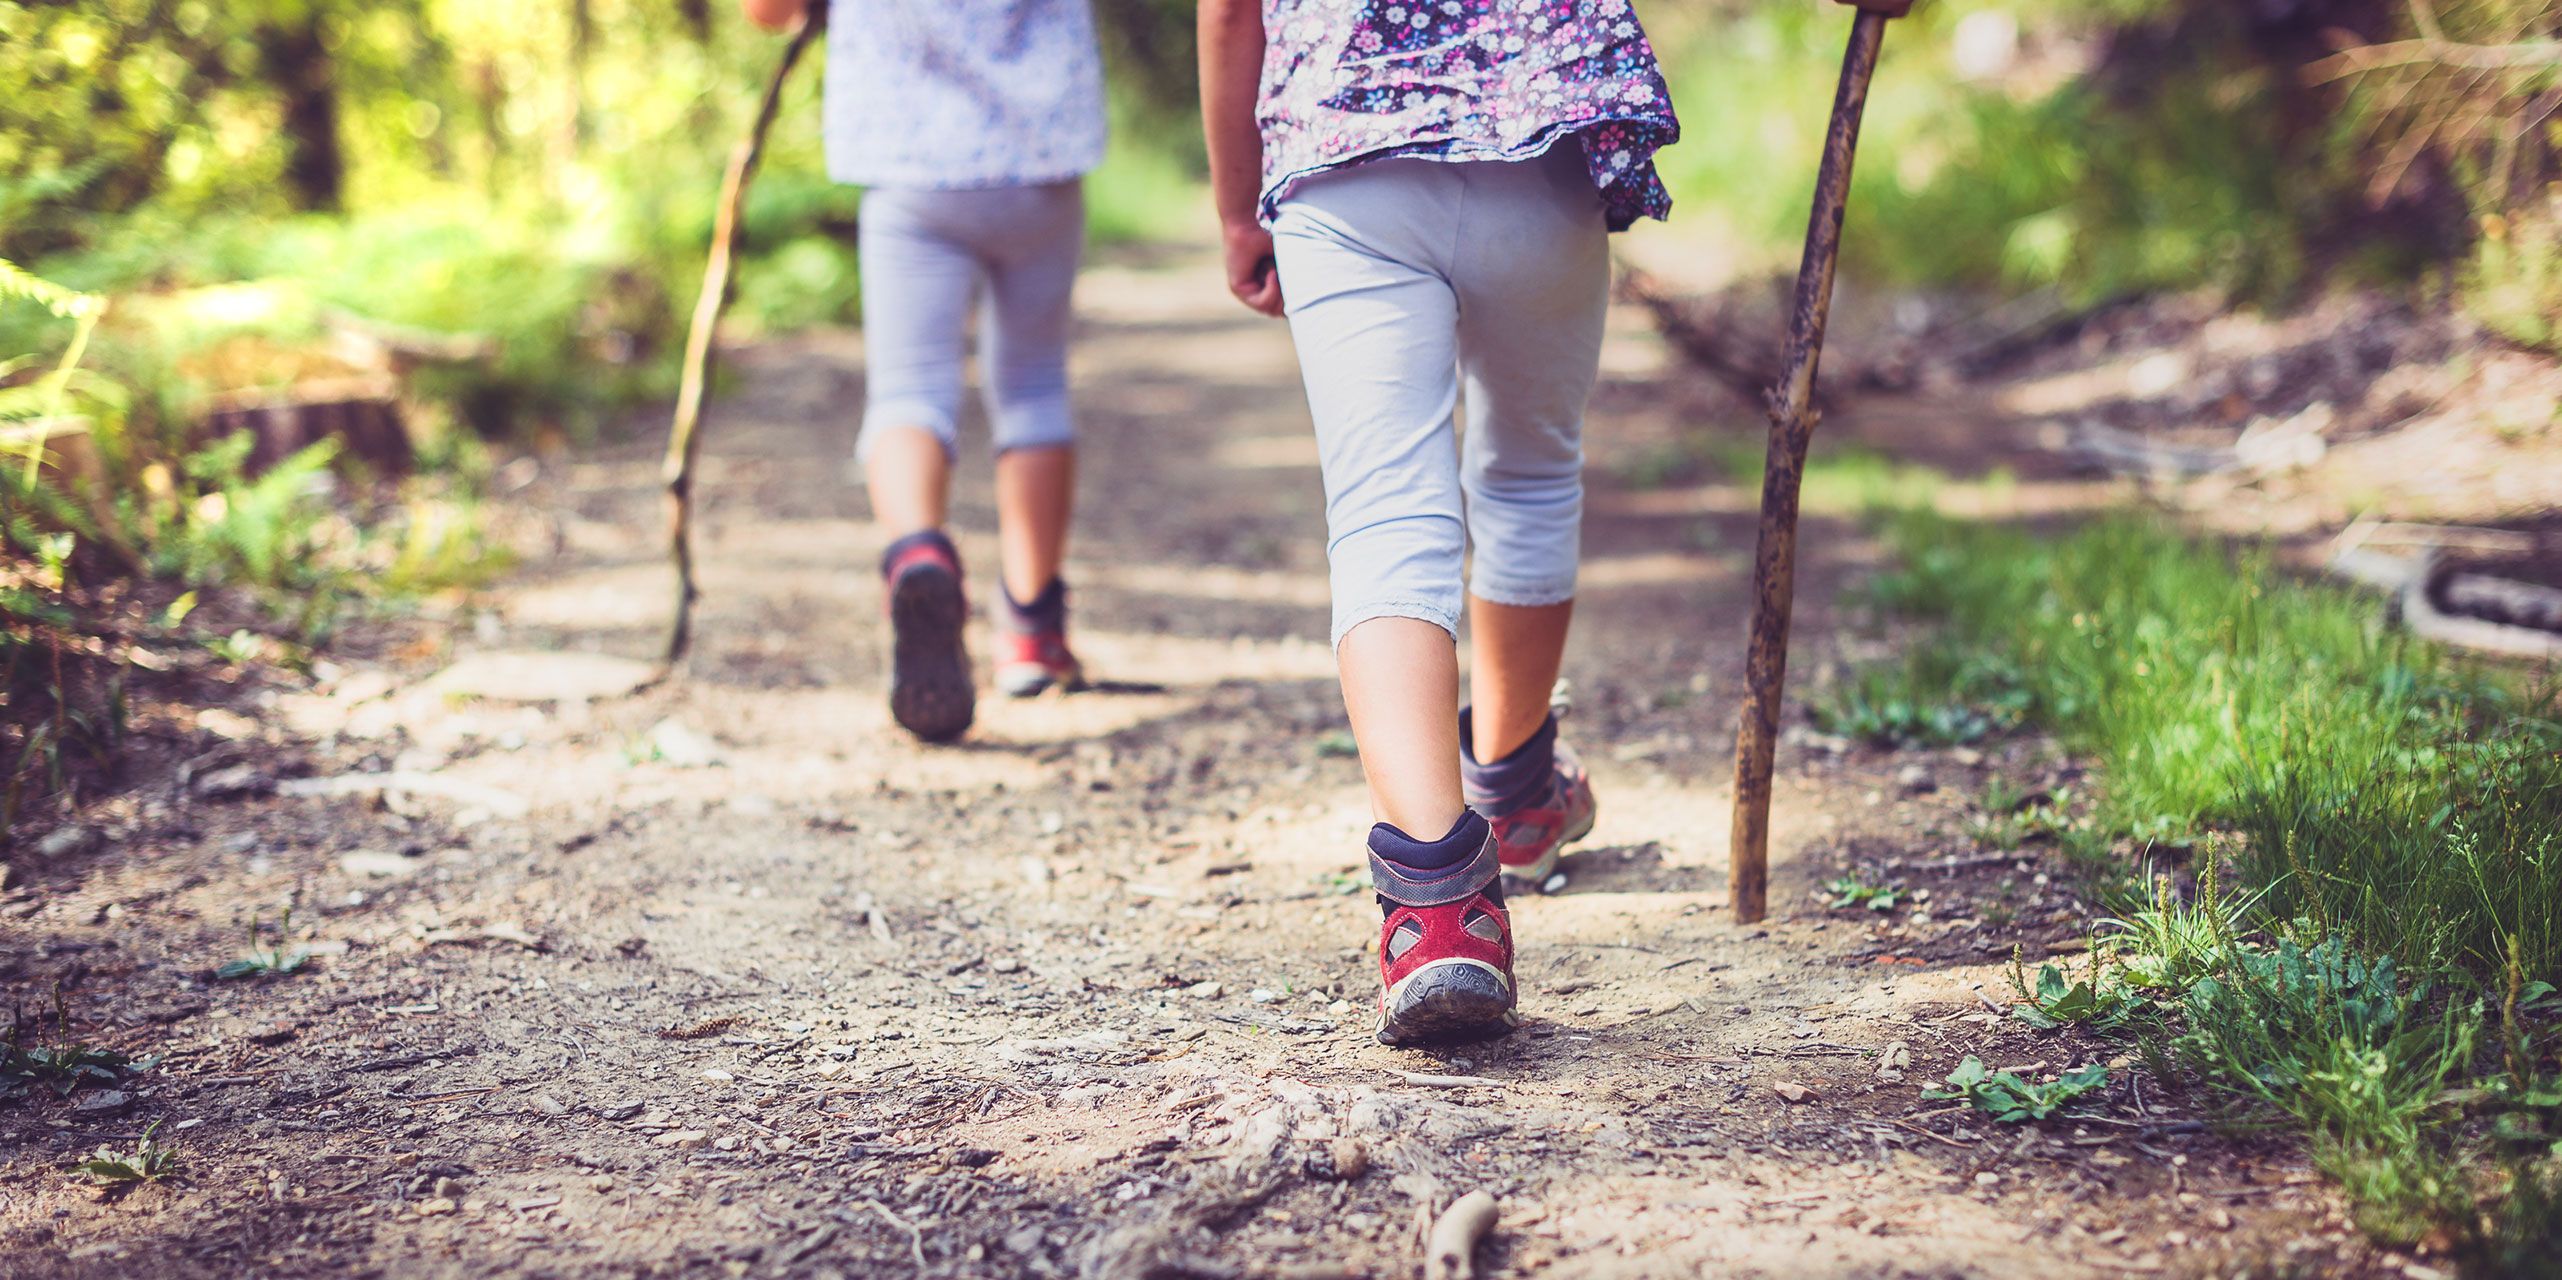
(1924, 1055), (2110, 1123)
(1822, 874), (1902, 913)
(2101, 865), (2254, 993)
(1858, 512), (2560, 1244)
(2008, 956), (2143, 1033)
(2181, 938), (2481, 1241)
(1812, 647), (2027, 747)
(216, 906), (312, 980)
(79, 1120), (183, 1186)
(1, 1008), (154, 1103)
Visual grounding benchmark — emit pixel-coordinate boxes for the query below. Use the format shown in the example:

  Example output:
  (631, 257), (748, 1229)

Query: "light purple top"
(1256, 0), (1680, 230)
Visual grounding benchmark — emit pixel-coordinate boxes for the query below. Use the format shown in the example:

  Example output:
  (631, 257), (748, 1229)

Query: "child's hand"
(1224, 223), (1283, 317)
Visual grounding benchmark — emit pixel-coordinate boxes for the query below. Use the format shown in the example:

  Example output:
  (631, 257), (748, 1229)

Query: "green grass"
(1851, 511), (2562, 1262)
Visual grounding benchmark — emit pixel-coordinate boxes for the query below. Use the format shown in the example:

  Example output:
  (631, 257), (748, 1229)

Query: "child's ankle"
(1001, 576), (1067, 634)
(1459, 707), (1557, 814)
(880, 527), (959, 579)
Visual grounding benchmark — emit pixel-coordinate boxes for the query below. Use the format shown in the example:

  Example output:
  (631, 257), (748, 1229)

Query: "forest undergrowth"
(1820, 513), (2562, 1274)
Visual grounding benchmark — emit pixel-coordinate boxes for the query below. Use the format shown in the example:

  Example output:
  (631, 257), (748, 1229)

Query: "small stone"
(1974, 1171), (2001, 1187)
(338, 850), (423, 880)
(532, 1095), (569, 1117)
(416, 1197), (457, 1217)
(644, 718), (724, 768)
(433, 1176), (465, 1199)
(1771, 1082), (1814, 1104)
(1540, 872), (1569, 895)
(713, 1134), (739, 1151)
(2208, 1208), (2235, 1231)
(587, 1175), (615, 1192)
(34, 825), (97, 859)
(653, 1130), (710, 1148)
(73, 1090), (130, 1114)
(1248, 988), (1280, 1004)
(2165, 1231), (2190, 1248)
(1181, 981), (1223, 999)
(992, 956), (1023, 974)
(1895, 763), (1936, 795)
(596, 1101), (644, 1121)
(193, 764), (268, 799)
(769, 1134), (795, 1153)
(1326, 1138), (1367, 1181)
(246, 1022), (299, 1045)
(1004, 1226), (1046, 1255)
(701, 1069), (735, 1082)
(1950, 747), (1985, 767)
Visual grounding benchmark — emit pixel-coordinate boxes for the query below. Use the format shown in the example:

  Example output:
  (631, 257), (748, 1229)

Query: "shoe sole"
(1498, 791), (1599, 892)
(994, 663), (1084, 699)
(1376, 958), (1518, 1046)
(887, 564), (974, 742)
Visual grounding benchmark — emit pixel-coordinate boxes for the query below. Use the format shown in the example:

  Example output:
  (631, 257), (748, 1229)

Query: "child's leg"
(855, 190), (977, 526)
(1270, 161), (1471, 839)
(1276, 160), (1514, 1044)
(972, 180), (1087, 694)
(976, 181), (1085, 606)
(1454, 145), (1611, 883)
(856, 189), (982, 740)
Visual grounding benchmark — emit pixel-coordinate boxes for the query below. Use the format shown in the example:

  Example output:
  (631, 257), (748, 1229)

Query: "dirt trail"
(2, 248), (2378, 1279)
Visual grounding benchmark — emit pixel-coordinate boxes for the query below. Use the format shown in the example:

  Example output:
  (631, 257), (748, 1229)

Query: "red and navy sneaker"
(1370, 812), (1517, 1045)
(880, 529), (974, 742)
(994, 578), (1084, 698)
(1462, 710), (1597, 892)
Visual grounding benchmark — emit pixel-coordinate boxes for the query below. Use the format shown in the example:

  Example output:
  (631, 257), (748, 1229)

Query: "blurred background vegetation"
(0, 0), (2555, 792)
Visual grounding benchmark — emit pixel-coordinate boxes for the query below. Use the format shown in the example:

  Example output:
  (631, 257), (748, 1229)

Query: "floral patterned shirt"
(1256, 0), (1679, 230)
(823, 0), (1106, 189)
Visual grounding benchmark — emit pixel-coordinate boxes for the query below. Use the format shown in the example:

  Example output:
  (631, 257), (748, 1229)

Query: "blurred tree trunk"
(679, 0), (711, 43)
(263, 11), (345, 212)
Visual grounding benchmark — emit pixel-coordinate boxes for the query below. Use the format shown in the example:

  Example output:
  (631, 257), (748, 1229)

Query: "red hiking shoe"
(1370, 814), (1517, 1045)
(994, 578), (1085, 698)
(881, 531), (974, 742)
(1462, 711), (1597, 892)
(994, 629), (1084, 697)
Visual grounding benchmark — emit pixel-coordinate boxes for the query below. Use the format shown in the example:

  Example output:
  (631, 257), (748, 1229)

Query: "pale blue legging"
(1270, 147), (1612, 647)
(855, 181), (1084, 460)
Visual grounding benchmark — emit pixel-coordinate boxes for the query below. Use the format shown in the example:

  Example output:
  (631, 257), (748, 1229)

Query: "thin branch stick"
(861, 1198), (928, 1271)
(661, 9), (825, 666)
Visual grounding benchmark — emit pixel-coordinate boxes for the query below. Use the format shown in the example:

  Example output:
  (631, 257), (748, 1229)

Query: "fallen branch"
(1425, 1190), (1499, 1280)
(861, 1198), (927, 1271)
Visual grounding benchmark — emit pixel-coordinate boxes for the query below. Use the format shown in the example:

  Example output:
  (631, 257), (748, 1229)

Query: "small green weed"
(1, 1041), (143, 1101)
(1313, 731), (1358, 760)
(2101, 861), (2254, 994)
(217, 905), (312, 980)
(79, 1119), (183, 1187)
(2008, 954), (2144, 1033)
(2, 990), (154, 1101)
(1822, 874), (1901, 913)
(1924, 1056), (2109, 1123)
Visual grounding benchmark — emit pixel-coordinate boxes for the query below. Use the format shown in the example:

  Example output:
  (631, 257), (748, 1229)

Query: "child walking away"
(1199, 0), (1678, 1043)
(741, 0), (1106, 741)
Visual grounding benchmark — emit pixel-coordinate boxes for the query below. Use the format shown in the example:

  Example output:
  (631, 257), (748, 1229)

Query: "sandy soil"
(0, 247), (2434, 1280)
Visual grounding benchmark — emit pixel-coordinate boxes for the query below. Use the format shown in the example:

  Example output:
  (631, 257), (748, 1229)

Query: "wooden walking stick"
(662, 4), (825, 666)
(1729, 0), (1912, 924)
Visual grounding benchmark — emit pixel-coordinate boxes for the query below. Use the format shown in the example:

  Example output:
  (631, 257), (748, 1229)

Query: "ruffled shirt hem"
(1258, 113), (1677, 231)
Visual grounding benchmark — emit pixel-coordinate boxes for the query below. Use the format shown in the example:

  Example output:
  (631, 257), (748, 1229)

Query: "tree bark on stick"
(1728, 0), (1906, 924)
(661, 9), (824, 666)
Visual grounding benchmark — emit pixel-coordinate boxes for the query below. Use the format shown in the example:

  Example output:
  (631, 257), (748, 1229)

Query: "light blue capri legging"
(1270, 145), (1611, 647)
(855, 181), (1084, 461)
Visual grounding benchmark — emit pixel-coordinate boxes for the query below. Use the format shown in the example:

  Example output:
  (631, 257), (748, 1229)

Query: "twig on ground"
(1425, 1189), (1499, 1280)
(861, 1198), (927, 1271)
